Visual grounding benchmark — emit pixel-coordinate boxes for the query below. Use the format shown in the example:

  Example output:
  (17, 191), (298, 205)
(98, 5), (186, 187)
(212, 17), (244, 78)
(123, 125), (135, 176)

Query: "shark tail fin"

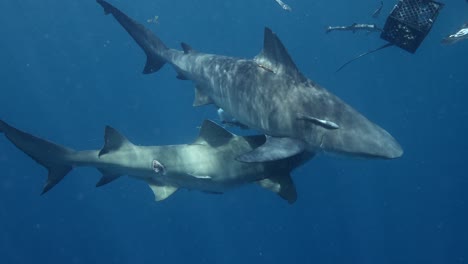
(0, 120), (75, 194)
(97, 0), (168, 74)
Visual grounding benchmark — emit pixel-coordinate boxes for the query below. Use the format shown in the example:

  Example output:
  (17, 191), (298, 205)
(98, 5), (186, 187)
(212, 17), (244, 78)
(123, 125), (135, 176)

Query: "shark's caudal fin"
(96, 0), (167, 74)
(0, 120), (75, 194)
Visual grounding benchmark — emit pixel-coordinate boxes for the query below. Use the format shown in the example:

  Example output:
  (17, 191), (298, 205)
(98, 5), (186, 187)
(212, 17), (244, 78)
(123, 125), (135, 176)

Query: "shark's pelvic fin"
(254, 27), (305, 81)
(96, 169), (122, 187)
(99, 126), (134, 157)
(0, 119), (75, 194)
(147, 182), (178, 201)
(257, 174), (297, 204)
(194, 120), (234, 147)
(236, 136), (306, 162)
(96, 0), (167, 74)
(193, 86), (214, 107)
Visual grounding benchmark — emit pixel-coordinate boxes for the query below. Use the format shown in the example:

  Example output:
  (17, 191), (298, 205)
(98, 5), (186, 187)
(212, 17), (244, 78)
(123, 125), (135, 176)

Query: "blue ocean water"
(0, 0), (467, 263)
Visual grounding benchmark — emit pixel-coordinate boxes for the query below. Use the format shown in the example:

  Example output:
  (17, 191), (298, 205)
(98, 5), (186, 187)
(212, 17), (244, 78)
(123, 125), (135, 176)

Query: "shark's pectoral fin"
(193, 120), (234, 147)
(96, 169), (122, 187)
(147, 182), (178, 202)
(236, 136), (306, 162)
(42, 166), (73, 195)
(99, 126), (135, 157)
(258, 174), (297, 204)
(193, 86), (213, 107)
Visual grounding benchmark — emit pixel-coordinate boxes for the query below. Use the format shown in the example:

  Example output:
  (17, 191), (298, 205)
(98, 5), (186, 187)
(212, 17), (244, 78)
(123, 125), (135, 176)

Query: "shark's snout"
(321, 118), (403, 159)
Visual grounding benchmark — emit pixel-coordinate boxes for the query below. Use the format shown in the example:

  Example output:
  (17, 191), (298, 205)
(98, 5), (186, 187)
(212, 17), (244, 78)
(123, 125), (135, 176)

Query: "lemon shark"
(97, 0), (403, 162)
(0, 119), (310, 203)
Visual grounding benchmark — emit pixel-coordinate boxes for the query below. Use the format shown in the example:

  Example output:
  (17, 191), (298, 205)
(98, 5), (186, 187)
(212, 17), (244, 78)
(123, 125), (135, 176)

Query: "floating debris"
(274, 0), (292, 12)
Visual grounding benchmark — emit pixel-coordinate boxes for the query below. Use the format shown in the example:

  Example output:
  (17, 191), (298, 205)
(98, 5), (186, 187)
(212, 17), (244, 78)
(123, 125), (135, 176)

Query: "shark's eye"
(152, 160), (166, 175)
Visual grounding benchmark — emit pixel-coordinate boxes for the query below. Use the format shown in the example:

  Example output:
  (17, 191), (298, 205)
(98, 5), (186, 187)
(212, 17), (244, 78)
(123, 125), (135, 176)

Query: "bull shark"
(96, 0), (403, 162)
(0, 119), (310, 203)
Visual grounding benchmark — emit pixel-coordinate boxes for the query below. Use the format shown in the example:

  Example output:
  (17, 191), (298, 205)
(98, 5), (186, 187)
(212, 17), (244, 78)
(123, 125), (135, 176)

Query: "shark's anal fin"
(297, 113), (340, 130)
(193, 86), (213, 107)
(258, 174), (297, 204)
(236, 136), (306, 162)
(99, 126), (134, 157)
(147, 182), (178, 202)
(96, 169), (122, 187)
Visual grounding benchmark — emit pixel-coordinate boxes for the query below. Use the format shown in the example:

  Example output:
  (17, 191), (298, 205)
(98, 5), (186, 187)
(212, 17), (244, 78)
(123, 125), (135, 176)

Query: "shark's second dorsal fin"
(194, 120), (234, 147)
(254, 27), (304, 80)
(99, 126), (134, 157)
(181, 42), (195, 54)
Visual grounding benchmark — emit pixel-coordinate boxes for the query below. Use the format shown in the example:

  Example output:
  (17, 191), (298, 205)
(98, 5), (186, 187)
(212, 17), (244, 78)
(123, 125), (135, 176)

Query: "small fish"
(325, 23), (383, 34)
(146, 15), (159, 25)
(372, 1), (384, 18)
(441, 23), (468, 45)
(274, 0), (292, 12)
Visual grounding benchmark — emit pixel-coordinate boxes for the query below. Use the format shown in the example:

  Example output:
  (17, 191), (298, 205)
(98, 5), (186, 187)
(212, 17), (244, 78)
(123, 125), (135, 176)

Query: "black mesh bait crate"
(380, 0), (444, 53)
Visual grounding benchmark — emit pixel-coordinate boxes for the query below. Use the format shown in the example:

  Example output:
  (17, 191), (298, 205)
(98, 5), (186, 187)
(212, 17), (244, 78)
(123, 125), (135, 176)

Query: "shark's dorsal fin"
(194, 120), (234, 147)
(147, 182), (178, 201)
(181, 42), (195, 54)
(99, 126), (134, 157)
(254, 27), (304, 80)
(258, 174), (297, 204)
(193, 86), (213, 106)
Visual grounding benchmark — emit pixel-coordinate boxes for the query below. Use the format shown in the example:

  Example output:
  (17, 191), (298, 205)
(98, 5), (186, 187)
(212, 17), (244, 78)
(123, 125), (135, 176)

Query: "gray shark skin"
(0, 119), (310, 203)
(96, 0), (403, 162)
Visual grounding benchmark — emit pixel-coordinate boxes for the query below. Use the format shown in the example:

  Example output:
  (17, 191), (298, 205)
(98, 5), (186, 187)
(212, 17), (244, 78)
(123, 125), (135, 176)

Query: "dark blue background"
(1, 0), (467, 263)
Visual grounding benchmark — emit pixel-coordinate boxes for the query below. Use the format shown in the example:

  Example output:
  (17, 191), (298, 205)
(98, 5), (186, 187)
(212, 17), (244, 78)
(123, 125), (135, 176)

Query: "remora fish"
(0, 119), (310, 203)
(97, 0), (403, 162)
(441, 23), (468, 45)
(325, 23), (383, 34)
